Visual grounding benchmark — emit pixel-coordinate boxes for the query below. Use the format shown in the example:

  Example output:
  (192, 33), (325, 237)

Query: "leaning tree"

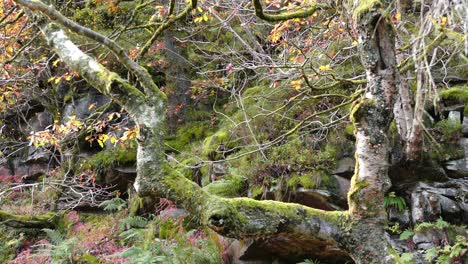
(2, 0), (464, 262)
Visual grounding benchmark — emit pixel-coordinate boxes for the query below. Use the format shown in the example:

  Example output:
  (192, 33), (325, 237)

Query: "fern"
(119, 216), (149, 230)
(384, 192), (407, 212)
(297, 259), (321, 264)
(43, 228), (65, 245)
(113, 245), (168, 264)
(399, 229), (414, 240)
(120, 228), (145, 243)
(400, 253), (414, 264)
(99, 197), (127, 212)
(435, 217), (449, 229)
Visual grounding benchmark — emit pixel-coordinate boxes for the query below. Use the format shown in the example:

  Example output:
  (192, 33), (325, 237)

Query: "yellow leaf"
(52, 59), (60, 67)
(203, 13), (209, 21)
(98, 139), (104, 148)
(110, 136), (117, 144)
(319, 65), (332, 72)
(197, 6), (203, 12)
(99, 134), (109, 143)
(65, 75), (72, 81)
(395, 12), (401, 21)
(54, 77), (61, 84)
(290, 80), (302, 90)
(88, 103), (96, 110)
(440, 16), (447, 26)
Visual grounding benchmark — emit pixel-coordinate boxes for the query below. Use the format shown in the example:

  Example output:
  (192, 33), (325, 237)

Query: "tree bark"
(346, 1), (399, 262)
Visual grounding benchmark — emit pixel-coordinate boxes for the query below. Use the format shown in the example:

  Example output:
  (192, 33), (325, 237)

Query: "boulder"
(331, 175), (350, 203)
(448, 110), (461, 123)
(20, 111), (53, 134)
(62, 94), (110, 122)
(412, 230), (440, 250)
(390, 160), (449, 183)
(388, 208), (411, 227)
(463, 116), (468, 136)
(332, 157), (355, 178)
(288, 188), (344, 211)
(237, 235), (353, 264)
(409, 180), (467, 224)
(444, 159), (468, 178)
(445, 138), (468, 178)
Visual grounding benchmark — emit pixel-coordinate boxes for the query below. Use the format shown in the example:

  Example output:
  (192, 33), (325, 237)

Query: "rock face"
(238, 235), (353, 264)
(445, 138), (468, 178)
(332, 157), (355, 178)
(463, 116), (468, 136)
(409, 180), (467, 225)
(62, 94), (110, 122)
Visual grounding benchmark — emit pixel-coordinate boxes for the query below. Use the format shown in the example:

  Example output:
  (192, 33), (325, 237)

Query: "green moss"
(352, 0), (382, 20)
(166, 122), (213, 152)
(439, 86), (468, 104)
(350, 98), (375, 125)
(203, 174), (247, 197)
(345, 124), (355, 135)
(435, 119), (462, 141)
(79, 141), (137, 180)
(201, 128), (234, 160)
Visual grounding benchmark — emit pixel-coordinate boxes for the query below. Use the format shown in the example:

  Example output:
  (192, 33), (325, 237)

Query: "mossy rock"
(203, 176), (247, 197)
(201, 128), (235, 160)
(439, 86), (468, 105)
(165, 121), (214, 152)
(435, 119), (462, 142)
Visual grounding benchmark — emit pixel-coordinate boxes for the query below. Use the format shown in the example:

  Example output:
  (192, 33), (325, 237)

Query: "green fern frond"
(384, 192), (407, 212)
(42, 228), (65, 245)
(99, 197), (127, 212)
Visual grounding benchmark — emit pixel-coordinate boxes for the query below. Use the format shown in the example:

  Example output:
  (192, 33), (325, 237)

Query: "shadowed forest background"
(0, 0), (467, 263)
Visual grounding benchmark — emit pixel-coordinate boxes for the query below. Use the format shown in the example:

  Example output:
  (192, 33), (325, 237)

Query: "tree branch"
(36, 22), (148, 116)
(0, 210), (60, 228)
(15, 0), (165, 100)
(252, 0), (329, 22)
(136, 0), (196, 60)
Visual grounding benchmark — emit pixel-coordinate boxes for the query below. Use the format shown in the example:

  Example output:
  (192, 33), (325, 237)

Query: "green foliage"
(297, 259), (321, 264)
(79, 140), (137, 181)
(165, 121), (214, 152)
(399, 218), (467, 264)
(41, 229), (77, 264)
(399, 229), (415, 240)
(424, 236), (467, 264)
(386, 222), (402, 234)
(439, 86), (468, 104)
(0, 228), (23, 262)
(435, 119), (462, 141)
(414, 217), (450, 232)
(114, 245), (168, 264)
(119, 215), (149, 230)
(99, 197), (127, 212)
(384, 192), (407, 212)
(399, 253), (415, 264)
(43, 228), (65, 245)
(202, 128), (235, 160)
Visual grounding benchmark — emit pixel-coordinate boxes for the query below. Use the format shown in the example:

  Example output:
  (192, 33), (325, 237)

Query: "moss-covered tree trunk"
(345, 1), (398, 263)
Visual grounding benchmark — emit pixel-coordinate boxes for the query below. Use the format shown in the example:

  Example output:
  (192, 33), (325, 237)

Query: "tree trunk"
(346, 1), (399, 262)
